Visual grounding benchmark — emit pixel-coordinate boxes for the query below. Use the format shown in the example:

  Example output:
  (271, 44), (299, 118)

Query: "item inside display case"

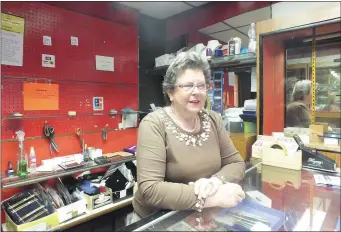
(131, 199), (285, 231)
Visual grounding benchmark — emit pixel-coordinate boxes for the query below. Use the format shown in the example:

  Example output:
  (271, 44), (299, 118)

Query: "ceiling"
(198, 6), (271, 44)
(118, 2), (272, 45)
(118, 1), (208, 19)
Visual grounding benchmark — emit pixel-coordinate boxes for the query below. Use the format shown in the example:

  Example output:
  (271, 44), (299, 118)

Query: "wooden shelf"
(315, 111), (341, 118)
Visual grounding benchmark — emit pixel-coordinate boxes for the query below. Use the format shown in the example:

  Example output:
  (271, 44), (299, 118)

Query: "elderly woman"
(286, 80), (312, 128)
(132, 52), (246, 221)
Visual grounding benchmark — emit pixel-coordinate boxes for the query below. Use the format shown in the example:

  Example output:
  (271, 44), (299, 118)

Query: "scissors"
(43, 123), (59, 155)
(75, 128), (85, 152)
(75, 128), (82, 137)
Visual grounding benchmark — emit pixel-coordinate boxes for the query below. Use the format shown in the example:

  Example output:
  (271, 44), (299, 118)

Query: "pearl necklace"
(161, 108), (211, 147)
(168, 107), (199, 133)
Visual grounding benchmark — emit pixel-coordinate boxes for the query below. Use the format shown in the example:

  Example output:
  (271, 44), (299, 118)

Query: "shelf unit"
(1, 196), (134, 231)
(1, 155), (136, 231)
(1, 155), (135, 189)
(3, 111), (147, 121)
(210, 52), (256, 70)
(146, 53), (257, 77)
(209, 71), (224, 114)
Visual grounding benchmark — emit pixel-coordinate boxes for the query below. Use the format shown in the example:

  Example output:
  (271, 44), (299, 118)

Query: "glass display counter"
(120, 162), (340, 231)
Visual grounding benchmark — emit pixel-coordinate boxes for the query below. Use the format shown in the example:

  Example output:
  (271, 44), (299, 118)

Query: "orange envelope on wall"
(23, 83), (59, 110)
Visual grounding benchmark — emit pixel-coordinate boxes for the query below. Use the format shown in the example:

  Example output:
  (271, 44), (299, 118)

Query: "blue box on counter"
(216, 199), (285, 231)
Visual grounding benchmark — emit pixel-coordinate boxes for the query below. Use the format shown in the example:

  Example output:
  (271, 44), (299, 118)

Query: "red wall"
(44, 1), (139, 27)
(262, 35), (285, 135)
(1, 2), (138, 179)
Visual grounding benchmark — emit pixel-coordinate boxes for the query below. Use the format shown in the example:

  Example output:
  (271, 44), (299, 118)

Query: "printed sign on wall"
(71, 36), (78, 46)
(23, 83), (59, 110)
(42, 54), (55, 68)
(1, 13), (25, 66)
(93, 97), (104, 111)
(95, 55), (114, 72)
(43, 36), (52, 46)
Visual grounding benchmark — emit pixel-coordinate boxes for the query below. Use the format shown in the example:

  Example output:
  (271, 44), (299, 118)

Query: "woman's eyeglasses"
(177, 83), (208, 92)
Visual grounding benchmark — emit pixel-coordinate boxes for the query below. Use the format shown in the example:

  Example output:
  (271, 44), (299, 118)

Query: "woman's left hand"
(189, 177), (223, 200)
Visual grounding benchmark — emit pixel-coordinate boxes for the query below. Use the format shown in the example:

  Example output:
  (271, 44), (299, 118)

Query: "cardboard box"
(56, 197), (86, 224)
(5, 210), (59, 231)
(309, 124), (327, 143)
(83, 187), (113, 211)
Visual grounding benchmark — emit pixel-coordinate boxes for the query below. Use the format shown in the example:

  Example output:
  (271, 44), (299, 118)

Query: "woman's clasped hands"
(190, 177), (246, 208)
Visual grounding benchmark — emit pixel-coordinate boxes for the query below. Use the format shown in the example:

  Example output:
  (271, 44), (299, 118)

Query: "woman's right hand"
(205, 183), (245, 208)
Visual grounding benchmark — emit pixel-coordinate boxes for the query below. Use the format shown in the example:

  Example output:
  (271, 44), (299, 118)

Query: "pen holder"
(262, 144), (302, 170)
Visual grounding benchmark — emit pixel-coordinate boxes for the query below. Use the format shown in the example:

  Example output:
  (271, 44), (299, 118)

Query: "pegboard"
(1, 2), (138, 84)
(1, 79), (138, 139)
(1, 2), (139, 168)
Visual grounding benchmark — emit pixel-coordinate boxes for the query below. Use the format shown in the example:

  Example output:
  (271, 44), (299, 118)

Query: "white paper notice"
(122, 114), (137, 129)
(71, 36), (78, 46)
(42, 54), (55, 68)
(228, 72), (234, 86)
(43, 36), (52, 46)
(251, 67), (257, 92)
(95, 55), (114, 72)
(1, 13), (25, 66)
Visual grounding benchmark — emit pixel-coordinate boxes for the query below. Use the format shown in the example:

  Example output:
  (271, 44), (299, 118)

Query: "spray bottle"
(15, 130), (28, 178)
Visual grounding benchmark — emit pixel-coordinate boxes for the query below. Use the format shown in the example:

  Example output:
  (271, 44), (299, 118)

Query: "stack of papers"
(314, 174), (340, 188)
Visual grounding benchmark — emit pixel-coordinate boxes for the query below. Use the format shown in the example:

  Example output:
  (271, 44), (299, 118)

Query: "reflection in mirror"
(285, 41), (341, 129)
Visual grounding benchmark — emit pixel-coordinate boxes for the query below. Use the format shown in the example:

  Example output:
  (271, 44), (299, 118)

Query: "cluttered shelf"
(1, 155), (135, 189)
(58, 196), (133, 231)
(1, 76), (139, 87)
(3, 111), (147, 120)
(146, 52), (257, 77)
(1, 195), (134, 232)
(209, 52), (256, 69)
(315, 111), (341, 118)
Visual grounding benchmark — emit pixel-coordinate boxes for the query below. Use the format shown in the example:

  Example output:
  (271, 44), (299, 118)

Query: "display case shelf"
(315, 111), (341, 118)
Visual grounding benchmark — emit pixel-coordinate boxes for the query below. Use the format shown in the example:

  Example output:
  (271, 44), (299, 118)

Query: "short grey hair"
(292, 80), (312, 101)
(162, 52), (211, 105)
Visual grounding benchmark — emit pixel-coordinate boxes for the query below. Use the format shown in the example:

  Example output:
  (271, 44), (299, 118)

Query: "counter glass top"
(121, 164), (340, 231)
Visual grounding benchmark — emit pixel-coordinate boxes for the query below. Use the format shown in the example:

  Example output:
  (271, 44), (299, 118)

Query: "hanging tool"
(75, 128), (86, 158)
(101, 128), (107, 140)
(43, 123), (59, 155)
(75, 128), (84, 150)
(101, 124), (109, 140)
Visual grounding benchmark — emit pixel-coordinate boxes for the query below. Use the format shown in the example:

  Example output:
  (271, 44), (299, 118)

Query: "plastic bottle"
(248, 22), (257, 53)
(29, 146), (37, 174)
(16, 130), (28, 178)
